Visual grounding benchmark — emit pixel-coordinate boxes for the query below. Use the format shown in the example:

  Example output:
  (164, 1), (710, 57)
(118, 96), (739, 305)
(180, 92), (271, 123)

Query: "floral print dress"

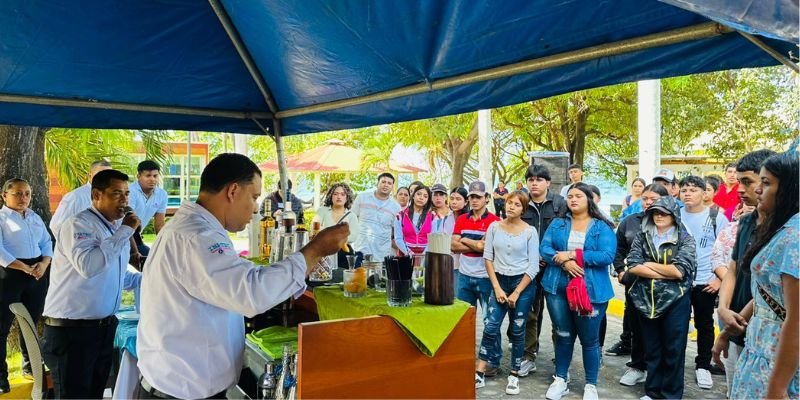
(731, 213), (799, 399)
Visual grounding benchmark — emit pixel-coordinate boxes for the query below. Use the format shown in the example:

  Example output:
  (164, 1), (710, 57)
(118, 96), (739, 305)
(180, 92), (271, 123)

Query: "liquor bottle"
(260, 199), (276, 259)
(256, 363), (277, 400)
(286, 354), (299, 400)
(274, 345), (291, 400)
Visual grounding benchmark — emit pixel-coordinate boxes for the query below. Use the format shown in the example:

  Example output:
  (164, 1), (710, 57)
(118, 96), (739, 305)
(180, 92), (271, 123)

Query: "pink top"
(397, 209), (433, 254)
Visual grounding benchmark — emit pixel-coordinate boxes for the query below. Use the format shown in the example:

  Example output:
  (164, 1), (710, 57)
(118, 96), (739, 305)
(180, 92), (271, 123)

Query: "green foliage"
(45, 129), (171, 189)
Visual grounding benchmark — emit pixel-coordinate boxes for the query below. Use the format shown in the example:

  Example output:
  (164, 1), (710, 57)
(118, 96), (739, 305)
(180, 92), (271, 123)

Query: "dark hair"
(396, 186), (410, 196)
(137, 160), (161, 173)
(525, 164), (552, 181)
(741, 152), (799, 273)
(323, 182), (354, 209)
(404, 184), (433, 231)
(568, 164), (582, 171)
(678, 175), (705, 189)
(587, 184), (601, 199)
(378, 173), (396, 184)
(565, 183), (614, 228)
(450, 187), (469, 217)
(92, 169), (129, 191)
(2, 178), (29, 196)
(91, 160), (112, 169)
(736, 149), (778, 174)
(725, 162), (737, 170)
(631, 177), (646, 188)
(507, 191), (530, 214)
(199, 153), (261, 194)
(277, 179), (293, 191)
(642, 183), (669, 197)
(704, 175), (721, 193)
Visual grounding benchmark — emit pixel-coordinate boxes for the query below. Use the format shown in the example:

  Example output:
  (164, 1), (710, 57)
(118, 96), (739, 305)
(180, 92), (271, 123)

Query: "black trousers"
(691, 285), (717, 370)
(641, 293), (691, 399)
(0, 260), (47, 382)
(623, 287), (647, 370)
(494, 201), (506, 218)
(42, 319), (118, 399)
(522, 272), (546, 361)
(136, 381), (227, 399)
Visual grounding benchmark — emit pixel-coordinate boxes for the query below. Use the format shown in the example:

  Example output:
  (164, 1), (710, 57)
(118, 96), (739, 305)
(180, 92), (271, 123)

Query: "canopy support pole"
(276, 22), (733, 119)
(272, 119), (290, 208)
(314, 172), (321, 209)
(0, 93), (271, 120)
(737, 31), (799, 73)
(207, 0), (280, 114)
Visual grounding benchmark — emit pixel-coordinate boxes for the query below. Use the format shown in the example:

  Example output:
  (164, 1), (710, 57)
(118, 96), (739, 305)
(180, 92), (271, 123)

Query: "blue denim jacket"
(540, 216), (617, 303)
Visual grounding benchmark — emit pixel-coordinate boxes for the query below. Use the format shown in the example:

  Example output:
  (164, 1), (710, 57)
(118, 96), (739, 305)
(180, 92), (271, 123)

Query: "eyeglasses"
(4, 191), (31, 198)
(652, 210), (671, 217)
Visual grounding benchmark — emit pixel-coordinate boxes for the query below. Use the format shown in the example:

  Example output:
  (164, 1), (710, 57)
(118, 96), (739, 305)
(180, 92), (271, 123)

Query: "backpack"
(708, 206), (719, 237)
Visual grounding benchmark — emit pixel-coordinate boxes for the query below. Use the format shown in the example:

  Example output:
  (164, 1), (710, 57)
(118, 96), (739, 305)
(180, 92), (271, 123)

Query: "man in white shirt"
(41, 169), (142, 399)
(351, 173), (401, 260)
(136, 153), (348, 399)
(679, 175), (729, 390)
(129, 160), (168, 256)
(49, 160), (112, 236)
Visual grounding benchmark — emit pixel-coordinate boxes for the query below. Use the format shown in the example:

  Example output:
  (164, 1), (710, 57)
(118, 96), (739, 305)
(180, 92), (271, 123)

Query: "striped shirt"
(453, 210), (500, 278)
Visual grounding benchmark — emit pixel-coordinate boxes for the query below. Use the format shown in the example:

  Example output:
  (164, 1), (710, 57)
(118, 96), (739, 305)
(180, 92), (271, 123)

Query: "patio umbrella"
(258, 139), (426, 207)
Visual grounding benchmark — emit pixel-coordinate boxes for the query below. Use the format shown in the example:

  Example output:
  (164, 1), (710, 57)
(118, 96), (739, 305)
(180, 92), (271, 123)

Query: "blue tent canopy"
(0, 0), (796, 136)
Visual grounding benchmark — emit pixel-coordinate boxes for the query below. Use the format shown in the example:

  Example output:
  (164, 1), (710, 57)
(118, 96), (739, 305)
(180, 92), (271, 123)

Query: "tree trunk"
(0, 126), (51, 223)
(573, 105), (589, 167)
(448, 119), (480, 188)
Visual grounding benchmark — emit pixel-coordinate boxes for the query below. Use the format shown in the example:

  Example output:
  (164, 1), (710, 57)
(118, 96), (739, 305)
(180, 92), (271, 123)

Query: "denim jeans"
(455, 270), (492, 313)
(545, 289), (608, 385)
(478, 273), (537, 371)
(455, 270), (498, 367)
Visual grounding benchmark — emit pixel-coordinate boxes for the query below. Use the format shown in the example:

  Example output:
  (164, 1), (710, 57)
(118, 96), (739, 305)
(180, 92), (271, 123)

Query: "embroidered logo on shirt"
(208, 242), (234, 255)
(74, 232), (92, 241)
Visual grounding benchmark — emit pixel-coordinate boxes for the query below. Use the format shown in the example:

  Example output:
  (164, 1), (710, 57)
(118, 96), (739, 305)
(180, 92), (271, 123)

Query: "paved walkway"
(475, 284), (728, 400)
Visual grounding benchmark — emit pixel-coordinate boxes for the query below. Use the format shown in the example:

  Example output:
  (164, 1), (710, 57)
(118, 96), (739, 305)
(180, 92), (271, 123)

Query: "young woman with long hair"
(540, 183), (616, 400)
(731, 152), (799, 399)
(394, 184), (434, 256)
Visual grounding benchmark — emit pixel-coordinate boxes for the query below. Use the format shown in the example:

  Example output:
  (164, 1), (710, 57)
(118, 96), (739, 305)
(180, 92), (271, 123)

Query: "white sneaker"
(583, 384), (598, 400)
(518, 359), (536, 377)
(475, 372), (485, 389)
(619, 368), (647, 386)
(506, 375), (520, 395)
(546, 376), (570, 400)
(640, 396), (653, 400)
(696, 368), (713, 389)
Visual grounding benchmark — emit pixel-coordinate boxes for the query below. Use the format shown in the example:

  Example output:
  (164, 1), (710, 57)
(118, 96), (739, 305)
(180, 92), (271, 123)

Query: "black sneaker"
(605, 341), (632, 356)
(0, 380), (10, 394)
(708, 364), (726, 376)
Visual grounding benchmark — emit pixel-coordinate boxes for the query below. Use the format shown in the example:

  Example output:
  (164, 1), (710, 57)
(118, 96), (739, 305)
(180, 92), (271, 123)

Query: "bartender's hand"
(300, 223), (350, 275)
(122, 212), (141, 231)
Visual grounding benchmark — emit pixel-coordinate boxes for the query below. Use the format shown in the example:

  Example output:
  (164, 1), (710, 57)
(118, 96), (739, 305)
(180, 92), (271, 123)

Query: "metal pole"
(637, 80), (662, 183)
(207, 0), (280, 114)
(276, 22), (731, 119)
(0, 92), (271, 120)
(186, 131), (192, 202)
(272, 119), (290, 208)
(477, 110), (494, 212)
(737, 31), (799, 73)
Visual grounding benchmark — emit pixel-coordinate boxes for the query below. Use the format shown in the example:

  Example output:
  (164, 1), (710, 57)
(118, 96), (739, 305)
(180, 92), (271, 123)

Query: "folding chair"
(8, 303), (49, 400)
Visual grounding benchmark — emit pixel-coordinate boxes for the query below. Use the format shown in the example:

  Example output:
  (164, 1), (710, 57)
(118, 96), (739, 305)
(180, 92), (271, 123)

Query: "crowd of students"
(311, 145), (798, 400)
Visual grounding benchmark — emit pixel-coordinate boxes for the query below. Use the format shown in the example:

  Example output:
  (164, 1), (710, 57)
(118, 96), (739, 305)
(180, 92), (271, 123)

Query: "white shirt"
(49, 183), (92, 236)
(137, 201), (308, 399)
(129, 182), (168, 229)
(0, 207), (53, 267)
(483, 223), (539, 279)
(351, 190), (401, 260)
(43, 208), (139, 319)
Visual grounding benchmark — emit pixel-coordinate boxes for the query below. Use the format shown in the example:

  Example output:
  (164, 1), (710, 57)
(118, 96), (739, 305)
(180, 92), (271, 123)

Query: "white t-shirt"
(351, 191), (401, 260)
(680, 207), (729, 285)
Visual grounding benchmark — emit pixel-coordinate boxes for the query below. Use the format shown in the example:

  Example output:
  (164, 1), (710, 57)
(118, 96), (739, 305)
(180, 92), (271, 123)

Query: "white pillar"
(233, 134), (249, 155)
(637, 80), (662, 183)
(478, 109), (494, 212)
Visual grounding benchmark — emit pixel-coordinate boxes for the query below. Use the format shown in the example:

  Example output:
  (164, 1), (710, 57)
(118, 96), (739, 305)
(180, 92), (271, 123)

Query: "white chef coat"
(137, 201), (307, 399)
(128, 182), (168, 229)
(0, 206), (53, 267)
(43, 207), (140, 319)
(49, 184), (92, 236)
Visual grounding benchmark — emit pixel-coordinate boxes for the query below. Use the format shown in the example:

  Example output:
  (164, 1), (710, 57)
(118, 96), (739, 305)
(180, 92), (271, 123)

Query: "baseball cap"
(468, 181), (487, 197)
(653, 168), (675, 182)
(431, 183), (448, 194)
